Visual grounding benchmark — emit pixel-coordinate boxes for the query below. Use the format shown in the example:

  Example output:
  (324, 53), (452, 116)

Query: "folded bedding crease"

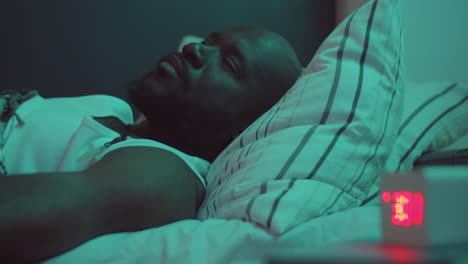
(43, 206), (381, 264)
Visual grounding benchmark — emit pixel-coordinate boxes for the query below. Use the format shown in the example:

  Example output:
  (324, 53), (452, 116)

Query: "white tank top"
(1, 95), (209, 188)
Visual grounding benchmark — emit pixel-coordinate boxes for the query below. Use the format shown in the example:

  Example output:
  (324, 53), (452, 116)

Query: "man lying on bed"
(0, 26), (302, 263)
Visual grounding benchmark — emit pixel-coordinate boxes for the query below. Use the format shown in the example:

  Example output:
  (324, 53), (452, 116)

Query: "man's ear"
(177, 35), (204, 52)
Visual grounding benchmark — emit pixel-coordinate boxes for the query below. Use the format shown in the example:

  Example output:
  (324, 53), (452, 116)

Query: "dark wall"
(1, 0), (334, 100)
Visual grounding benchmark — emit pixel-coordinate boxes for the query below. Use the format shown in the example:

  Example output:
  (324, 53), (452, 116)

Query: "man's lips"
(159, 62), (178, 79)
(154, 54), (184, 80)
(149, 54), (187, 94)
(166, 54), (183, 77)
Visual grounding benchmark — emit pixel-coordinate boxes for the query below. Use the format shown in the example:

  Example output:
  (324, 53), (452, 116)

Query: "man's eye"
(223, 57), (237, 75)
(202, 39), (211, 46)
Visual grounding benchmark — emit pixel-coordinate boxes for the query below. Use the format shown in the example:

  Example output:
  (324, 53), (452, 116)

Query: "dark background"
(1, 0), (335, 101)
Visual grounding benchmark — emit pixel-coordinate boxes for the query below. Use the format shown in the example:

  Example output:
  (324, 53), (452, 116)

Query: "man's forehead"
(207, 30), (270, 63)
(209, 27), (271, 41)
(208, 28), (287, 84)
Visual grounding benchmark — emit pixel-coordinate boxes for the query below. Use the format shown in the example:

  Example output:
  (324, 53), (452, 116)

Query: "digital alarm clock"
(265, 166), (468, 263)
(381, 166), (468, 247)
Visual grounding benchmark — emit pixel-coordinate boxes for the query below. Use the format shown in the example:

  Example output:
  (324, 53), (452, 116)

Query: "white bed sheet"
(42, 205), (381, 264)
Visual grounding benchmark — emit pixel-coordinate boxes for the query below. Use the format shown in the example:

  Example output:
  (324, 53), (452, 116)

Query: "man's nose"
(181, 42), (215, 69)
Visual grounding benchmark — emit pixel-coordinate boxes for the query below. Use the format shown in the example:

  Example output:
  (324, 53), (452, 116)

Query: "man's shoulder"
(83, 146), (204, 221)
(87, 146), (194, 178)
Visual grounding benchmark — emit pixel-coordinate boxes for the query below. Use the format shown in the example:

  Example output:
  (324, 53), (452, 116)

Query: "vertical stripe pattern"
(197, 0), (405, 235)
(264, 0), (379, 228)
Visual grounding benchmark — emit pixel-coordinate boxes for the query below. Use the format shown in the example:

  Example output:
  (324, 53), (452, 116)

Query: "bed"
(28, 0), (467, 262)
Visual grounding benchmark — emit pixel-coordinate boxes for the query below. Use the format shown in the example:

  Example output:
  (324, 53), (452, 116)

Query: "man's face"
(128, 26), (300, 140)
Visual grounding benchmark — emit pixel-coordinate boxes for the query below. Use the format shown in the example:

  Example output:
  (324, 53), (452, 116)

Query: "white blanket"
(43, 206), (381, 264)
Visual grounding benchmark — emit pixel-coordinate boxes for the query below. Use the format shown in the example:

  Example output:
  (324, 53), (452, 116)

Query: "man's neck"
(128, 120), (159, 141)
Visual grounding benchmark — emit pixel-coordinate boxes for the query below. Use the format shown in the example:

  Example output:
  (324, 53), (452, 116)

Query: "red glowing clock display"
(382, 191), (424, 227)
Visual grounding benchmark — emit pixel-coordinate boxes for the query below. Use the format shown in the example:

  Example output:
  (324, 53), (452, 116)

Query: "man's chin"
(128, 85), (185, 121)
(127, 76), (167, 103)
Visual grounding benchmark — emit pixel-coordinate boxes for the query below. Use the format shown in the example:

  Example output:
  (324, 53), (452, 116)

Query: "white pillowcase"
(384, 81), (468, 172)
(198, 0), (405, 235)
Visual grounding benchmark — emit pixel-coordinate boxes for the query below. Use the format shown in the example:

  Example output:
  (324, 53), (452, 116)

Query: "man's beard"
(126, 74), (239, 157)
(128, 73), (188, 128)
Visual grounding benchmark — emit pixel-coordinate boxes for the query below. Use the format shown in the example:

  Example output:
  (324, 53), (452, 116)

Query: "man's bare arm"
(0, 170), (102, 263)
(0, 147), (204, 263)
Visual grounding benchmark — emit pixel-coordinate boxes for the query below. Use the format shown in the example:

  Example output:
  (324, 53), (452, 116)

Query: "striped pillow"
(384, 81), (468, 172)
(198, 0), (405, 235)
